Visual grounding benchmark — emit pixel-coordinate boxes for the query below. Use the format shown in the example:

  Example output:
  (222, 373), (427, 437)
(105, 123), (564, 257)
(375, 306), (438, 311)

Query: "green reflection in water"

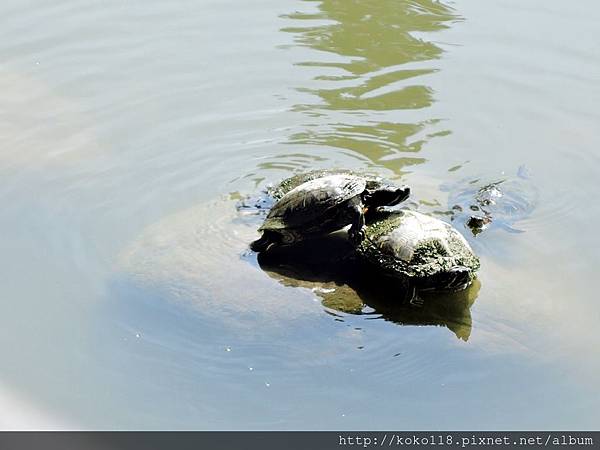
(281, 0), (459, 174)
(257, 233), (479, 341)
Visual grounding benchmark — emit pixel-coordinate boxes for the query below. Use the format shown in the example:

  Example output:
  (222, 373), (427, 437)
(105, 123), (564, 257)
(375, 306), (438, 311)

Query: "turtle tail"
(249, 231), (279, 253)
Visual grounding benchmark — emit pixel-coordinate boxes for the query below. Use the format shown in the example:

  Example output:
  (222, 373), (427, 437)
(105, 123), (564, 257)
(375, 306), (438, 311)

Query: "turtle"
(236, 169), (357, 216)
(444, 166), (538, 235)
(357, 209), (480, 304)
(249, 173), (410, 252)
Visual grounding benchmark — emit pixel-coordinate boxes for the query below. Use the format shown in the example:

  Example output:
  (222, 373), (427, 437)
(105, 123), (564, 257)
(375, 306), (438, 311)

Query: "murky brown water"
(0, 0), (599, 429)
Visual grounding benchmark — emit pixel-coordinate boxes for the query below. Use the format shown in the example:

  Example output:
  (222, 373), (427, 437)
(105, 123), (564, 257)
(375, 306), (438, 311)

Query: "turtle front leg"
(347, 199), (366, 244)
(402, 282), (424, 307)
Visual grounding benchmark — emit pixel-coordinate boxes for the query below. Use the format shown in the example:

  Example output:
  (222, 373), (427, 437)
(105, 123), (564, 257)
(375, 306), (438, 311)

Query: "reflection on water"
(0, 0), (599, 431)
(122, 197), (478, 340)
(258, 234), (479, 341)
(280, 0), (459, 173)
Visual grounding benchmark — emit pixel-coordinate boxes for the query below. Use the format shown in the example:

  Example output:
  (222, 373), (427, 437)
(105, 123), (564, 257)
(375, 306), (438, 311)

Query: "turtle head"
(363, 180), (410, 208)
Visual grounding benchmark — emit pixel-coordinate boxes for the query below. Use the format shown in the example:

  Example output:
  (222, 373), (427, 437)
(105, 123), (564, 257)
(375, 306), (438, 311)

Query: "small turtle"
(237, 169), (357, 216)
(357, 209), (480, 304)
(445, 166), (538, 235)
(250, 174), (410, 252)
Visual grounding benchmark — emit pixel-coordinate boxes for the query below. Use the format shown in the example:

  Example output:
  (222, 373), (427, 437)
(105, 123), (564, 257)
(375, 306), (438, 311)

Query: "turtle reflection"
(257, 233), (480, 341)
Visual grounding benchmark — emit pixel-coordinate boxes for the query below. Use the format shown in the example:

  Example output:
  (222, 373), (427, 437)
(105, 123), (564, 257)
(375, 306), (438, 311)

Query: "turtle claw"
(348, 227), (366, 245)
(409, 296), (425, 308)
(404, 284), (424, 307)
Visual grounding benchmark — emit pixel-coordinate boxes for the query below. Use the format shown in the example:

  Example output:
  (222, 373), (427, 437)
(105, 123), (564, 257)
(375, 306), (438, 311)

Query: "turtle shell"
(259, 174), (366, 231)
(358, 210), (480, 282)
(269, 169), (367, 200)
(267, 169), (382, 200)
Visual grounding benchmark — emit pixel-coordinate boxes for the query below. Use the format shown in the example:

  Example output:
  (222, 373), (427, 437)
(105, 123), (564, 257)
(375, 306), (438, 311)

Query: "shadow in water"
(275, 0), (460, 174)
(119, 196), (478, 340)
(257, 232), (480, 341)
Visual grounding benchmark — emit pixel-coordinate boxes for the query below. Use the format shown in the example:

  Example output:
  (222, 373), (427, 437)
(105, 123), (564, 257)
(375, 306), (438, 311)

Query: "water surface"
(0, 0), (599, 429)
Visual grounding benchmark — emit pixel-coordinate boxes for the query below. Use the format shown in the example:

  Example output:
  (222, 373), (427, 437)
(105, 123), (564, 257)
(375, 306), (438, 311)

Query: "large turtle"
(444, 166), (538, 235)
(250, 173), (410, 252)
(357, 209), (480, 304)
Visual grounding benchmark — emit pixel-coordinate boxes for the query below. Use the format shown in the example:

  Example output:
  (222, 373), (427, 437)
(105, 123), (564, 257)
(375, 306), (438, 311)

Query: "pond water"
(1, 0), (599, 429)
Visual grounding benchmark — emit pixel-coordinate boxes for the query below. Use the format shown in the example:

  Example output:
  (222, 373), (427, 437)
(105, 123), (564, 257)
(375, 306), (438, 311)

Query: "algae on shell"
(359, 210), (480, 282)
